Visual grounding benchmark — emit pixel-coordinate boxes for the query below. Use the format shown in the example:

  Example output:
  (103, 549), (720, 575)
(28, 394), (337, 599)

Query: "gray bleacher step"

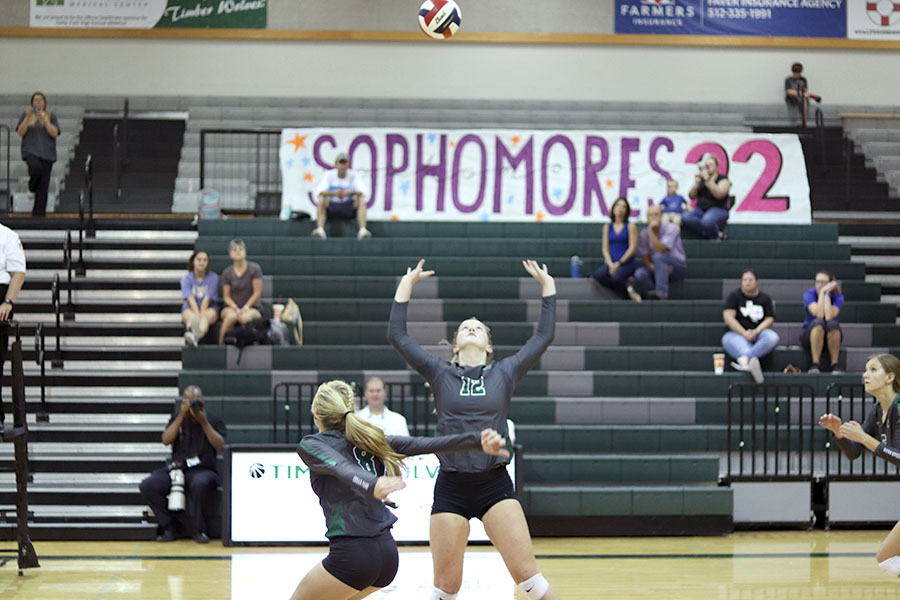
(0, 442), (167, 459)
(0, 505), (147, 519)
(21, 313), (182, 323)
(851, 255), (900, 267)
(839, 236), (900, 249)
(18, 337), (183, 349)
(17, 290), (181, 302)
(26, 249), (190, 262)
(17, 229), (197, 242)
(17, 360), (181, 372)
(22, 386), (178, 399)
(26, 269), (185, 280)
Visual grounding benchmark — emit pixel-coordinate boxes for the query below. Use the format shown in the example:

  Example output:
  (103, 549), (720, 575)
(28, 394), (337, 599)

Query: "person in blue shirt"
(659, 179), (688, 227)
(180, 250), (219, 346)
(801, 269), (844, 373)
(593, 197), (638, 297)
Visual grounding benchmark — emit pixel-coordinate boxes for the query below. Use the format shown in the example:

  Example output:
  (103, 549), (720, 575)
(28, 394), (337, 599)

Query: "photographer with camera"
(139, 385), (227, 543)
(15, 92), (60, 217)
(683, 155), (731, 241)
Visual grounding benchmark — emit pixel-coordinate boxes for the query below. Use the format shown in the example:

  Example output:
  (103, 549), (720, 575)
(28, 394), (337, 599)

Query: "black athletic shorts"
(322, 531), (399, 591)
(431, 466), (517, 520)
(326, 200), (356, 219)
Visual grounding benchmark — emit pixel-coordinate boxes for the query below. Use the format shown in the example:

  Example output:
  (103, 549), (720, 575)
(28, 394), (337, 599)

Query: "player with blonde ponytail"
(291, 380), (509, 600)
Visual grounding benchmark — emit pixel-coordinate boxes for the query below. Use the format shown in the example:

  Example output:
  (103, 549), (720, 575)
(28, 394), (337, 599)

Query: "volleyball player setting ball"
(290, 380), (509, 600)
(819, 353), (900, 577)
(389, 259), (560, 600)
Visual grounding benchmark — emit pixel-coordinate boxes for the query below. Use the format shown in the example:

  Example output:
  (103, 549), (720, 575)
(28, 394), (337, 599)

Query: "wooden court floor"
(1, 530), (898, 599)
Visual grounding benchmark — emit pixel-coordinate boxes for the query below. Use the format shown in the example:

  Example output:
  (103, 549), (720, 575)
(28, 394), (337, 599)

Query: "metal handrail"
(84, 154), (95, 238)
(112, 124), (122, 203)
(199, 127), (281, 190)
(815, 106), (826, 171)
(62, 230), (75, 321)
(121, 97), (129, 171)
(76, 191), (86, 276)
(0, 124), (10, 214)
(50, 274), (63, 368)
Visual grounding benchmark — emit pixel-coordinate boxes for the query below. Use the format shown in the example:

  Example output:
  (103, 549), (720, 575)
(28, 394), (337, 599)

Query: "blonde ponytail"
(312, 380), (405, 476)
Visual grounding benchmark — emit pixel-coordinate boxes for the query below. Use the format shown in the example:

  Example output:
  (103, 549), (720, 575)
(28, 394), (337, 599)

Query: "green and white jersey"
(297, 430), (483, 539)
(388, 295), (556, 473)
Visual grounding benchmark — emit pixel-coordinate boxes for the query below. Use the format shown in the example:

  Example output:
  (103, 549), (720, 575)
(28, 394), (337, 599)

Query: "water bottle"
(570, 256), (582, 279)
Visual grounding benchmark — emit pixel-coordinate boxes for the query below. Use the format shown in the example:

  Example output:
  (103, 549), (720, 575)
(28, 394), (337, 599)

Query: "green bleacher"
(183, 219), (898, 535)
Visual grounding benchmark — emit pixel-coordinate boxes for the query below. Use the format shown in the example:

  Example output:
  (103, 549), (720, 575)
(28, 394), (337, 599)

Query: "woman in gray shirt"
(218, 239), (263, 345)
(389, 259), (560, 600)
(15, 92), (59, 217)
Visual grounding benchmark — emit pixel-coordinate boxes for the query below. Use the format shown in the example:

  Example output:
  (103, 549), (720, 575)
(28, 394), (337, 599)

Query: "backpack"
(224, 318), (270, 364)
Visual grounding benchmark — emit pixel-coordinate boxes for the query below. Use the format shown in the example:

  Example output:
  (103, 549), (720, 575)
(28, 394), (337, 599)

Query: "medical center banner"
(280, 127), (811, 224)
(30, 0), (266, 29)
(615, 0), (846, 38)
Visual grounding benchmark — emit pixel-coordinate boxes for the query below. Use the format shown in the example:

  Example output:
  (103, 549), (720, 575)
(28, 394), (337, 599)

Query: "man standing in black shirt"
(722, 269), (780, 384)
(139, 385), (226, 543)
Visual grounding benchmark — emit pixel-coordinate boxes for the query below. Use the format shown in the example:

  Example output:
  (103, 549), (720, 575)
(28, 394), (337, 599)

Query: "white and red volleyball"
(418, 0), (462, 40)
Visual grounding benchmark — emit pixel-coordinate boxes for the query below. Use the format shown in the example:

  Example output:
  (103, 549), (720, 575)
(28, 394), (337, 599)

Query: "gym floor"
(1, 530), (896, 599)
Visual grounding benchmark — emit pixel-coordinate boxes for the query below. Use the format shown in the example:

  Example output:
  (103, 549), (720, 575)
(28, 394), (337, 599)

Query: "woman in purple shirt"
(181, 250), (219, 346)
(592, 197), (638, 297)
(801, 269), (844, 373)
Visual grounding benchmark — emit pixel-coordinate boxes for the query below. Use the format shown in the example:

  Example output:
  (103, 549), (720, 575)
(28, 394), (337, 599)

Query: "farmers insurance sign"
(30, 0), (266, 28)
(280, 128), (812, 224)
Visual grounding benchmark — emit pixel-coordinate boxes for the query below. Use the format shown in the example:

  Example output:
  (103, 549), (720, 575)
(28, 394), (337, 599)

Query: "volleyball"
(418, 0), (462, 40)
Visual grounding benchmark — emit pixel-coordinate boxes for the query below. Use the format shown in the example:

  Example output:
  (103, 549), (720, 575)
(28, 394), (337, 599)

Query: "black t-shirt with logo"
(724, 288), (775, 331)
(167, 409), (227, 471)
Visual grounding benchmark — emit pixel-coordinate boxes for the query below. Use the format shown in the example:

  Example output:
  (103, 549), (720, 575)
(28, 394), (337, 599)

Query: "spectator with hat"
(312, 152), (372, 240)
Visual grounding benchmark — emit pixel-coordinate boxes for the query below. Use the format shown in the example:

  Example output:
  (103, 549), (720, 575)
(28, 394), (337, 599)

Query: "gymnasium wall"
(1, 1), (898, 106)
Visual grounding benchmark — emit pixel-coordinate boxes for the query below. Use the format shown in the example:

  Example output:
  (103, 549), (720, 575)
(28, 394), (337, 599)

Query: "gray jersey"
(297, 429), (483, 538)
(388, 295), (556, 473)
(835, 397), (900, 467)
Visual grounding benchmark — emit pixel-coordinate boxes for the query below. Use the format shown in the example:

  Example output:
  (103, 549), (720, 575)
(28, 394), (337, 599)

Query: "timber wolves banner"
(280, 128), (811, 224)
(615, 0), (846, 38)
(30, 0), (266, 28)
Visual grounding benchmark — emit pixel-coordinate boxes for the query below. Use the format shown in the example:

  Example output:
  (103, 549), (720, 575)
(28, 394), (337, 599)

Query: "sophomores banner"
(280, 128), (811, 224)
(30, 0), (266, 29)
(615, 0), (846, 38)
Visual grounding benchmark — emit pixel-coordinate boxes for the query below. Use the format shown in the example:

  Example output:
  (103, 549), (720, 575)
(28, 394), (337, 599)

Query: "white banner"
(229, 450), (515, 543)
(30, 0), (168, 28)
(848, 1), (900, 40)
(280, 127), (811, 224)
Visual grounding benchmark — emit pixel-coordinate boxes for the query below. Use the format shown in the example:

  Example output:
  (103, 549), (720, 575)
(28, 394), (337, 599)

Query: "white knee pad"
(879, 556), (900, 575)
(429, 587), (458, 600)
(518, 572), (550, 600)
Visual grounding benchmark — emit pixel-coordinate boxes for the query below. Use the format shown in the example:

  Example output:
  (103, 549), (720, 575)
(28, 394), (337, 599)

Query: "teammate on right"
(818, 353), (900, 576)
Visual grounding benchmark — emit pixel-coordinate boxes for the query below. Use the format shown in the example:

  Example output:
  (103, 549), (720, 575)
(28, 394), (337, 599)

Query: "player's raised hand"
(395, 259), (436, 302)
(522, 259), (556, 297)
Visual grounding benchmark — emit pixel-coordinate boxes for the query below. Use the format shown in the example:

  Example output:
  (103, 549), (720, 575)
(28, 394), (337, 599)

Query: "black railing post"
(844, 137), (852, 209)
(112, 124), (122, 203)
(200, 130), (206, 190)
(34, 323), (49, 422)
(85, 154), (95, 238)
(62, 230), (75, 321)
(50, 274), (63, 369)
(75, 192), (86, 277)
(121, 97), (129, 171)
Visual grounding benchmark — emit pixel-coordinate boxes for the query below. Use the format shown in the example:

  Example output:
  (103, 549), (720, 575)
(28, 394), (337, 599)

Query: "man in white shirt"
(356, 376), (409, 437)
(0, 222), (25, 423)
(312, 152), (372, 240)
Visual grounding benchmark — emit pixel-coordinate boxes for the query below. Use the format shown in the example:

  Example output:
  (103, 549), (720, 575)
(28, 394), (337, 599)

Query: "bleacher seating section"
(181, 218), (900, 534)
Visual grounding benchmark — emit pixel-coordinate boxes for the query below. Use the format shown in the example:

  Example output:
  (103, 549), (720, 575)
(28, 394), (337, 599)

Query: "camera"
(167, 460), (186, 512)
(33, 106), (41, 114)
(190, 397), (204, 412)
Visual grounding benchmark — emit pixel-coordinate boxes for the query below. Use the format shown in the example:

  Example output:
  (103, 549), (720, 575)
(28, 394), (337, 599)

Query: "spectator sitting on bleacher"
(785, 62), (820, 126)
(181, 250), (219, 347)
(218, 239), (264, 346)
(660, 179), (688, 227)
(801, 270), (844, 374)
(15, 92), (59, 217)
(592, 197), (638, 298)
(630, 204), (687, 302)
(357, 376), (410, 437)
(139, 385), (226, 543)
(312, 152), (372, 240)
(722, 269), (779, 384)
(683, 155), (731, 241)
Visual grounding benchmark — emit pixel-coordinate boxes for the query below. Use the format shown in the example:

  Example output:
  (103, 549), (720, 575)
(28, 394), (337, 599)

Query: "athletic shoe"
(157, 528), (176, 542)
(731, 361), (750, 372)
(831, 366), (843, 374)
(193, 532), (209, 544)
(311, 227), (327, 239)
(647, 290), (663, 300)
(626, 284), (642, 303)
(748, 357), (764, 384)
(184, 330), (197, 347)
(808, 364), (821, 374)
(357, 227), (372, 239)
